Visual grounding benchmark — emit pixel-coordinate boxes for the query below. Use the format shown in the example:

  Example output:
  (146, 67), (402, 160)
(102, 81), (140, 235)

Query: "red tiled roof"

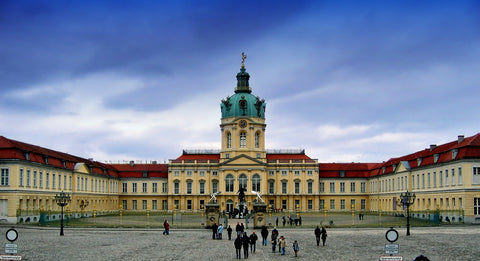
(175, 154), (220, 161)
(113, 164), (168, 178)
(319, 163), (377, 178)
(266, 154), (312, 160)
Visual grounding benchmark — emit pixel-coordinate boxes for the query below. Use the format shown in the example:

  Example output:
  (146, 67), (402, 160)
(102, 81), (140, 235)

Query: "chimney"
(430, 144), (437, 151)
(458, 135), (465, 144)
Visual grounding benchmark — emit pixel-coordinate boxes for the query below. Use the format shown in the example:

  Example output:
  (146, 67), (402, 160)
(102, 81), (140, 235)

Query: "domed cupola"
(221, 53), (266, 119)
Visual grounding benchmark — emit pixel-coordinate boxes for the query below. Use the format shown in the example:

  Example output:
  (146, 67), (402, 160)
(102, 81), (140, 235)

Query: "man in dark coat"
(234, 236), (243, 259)
(321, 226), (327, 246)
(212, 222), (218, 240)
(260, 226), (268, 246)
(242, 232), (250, 258)
(271, 227), (278, 252)
(227, 225), (233, 240)
(314, 226), (321, 246)
(249, 231), (258, 253)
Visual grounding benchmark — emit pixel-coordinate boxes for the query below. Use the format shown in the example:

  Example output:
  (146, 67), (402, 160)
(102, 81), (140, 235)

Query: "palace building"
(1, 61), (480, 224)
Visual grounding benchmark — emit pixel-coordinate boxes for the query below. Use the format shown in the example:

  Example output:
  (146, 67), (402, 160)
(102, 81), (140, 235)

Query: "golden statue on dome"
(241, 52), (247, 67)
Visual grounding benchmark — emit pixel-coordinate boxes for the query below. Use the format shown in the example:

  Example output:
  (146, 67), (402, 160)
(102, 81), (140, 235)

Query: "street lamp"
(54, 191), (71, 236)
(399, 191), (416, 236)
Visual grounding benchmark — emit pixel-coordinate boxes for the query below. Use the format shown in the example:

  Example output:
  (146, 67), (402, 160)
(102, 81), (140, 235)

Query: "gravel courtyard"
(1, 225), (479, 261)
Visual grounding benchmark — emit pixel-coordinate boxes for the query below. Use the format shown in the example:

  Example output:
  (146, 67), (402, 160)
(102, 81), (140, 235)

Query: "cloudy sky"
(1, 0), (480, 164)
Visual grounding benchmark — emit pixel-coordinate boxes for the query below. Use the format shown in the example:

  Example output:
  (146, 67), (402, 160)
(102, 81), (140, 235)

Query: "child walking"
(293, 240), (299, 257)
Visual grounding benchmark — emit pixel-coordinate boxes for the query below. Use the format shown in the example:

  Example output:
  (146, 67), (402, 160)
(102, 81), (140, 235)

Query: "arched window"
(239, 174), (248, 190)
(240, 131), (246, 148)
(255, 132), (260, 148)
(227, 132), (232, 148)
(252, 174), (261, 192)
(225, 174), (234, 192)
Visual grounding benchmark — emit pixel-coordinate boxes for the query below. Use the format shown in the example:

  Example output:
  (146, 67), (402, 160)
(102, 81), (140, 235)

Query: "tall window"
(0, 168), (9, 186)
(281, 181), (287, 194)
(474, 198), (480, 215)
(27, 170), (31, 187)
(227, 132), (232, 148)
(132, 200), (137, 210)
(39, 171), (43, 188)
(255, 132), (260, 148)
(319, 199), (325, 209)
(340, 199), (346, 210)
(340, 182), (345, 192)
(142, 200), (147, 210)
(123, 183), (128, 193)
(199, 182), (205, 194)
(239, 174), (247, 190)
(174, 181), (180, 194)
(240, 131), (246, 148)
(451, 168), (456, 186)
(330, 199), (335, 210)
(329, 182), (335, 193)
(187, 181), (192, 194)
(458, 167), (463, 185)
(294, 181), (300, 194)
(132, 183), (137, 193)
(33, 170), (37, 188)
(19, 169), (24, 186)
(268, 181), (275, 194)
(252, 174), (261, 192)
(225, 174), (234, 192)
(307, 181), (313, 194)
(152, 183), (158, 193)
(142, 183), (148, 193)
(319, 182), (325, 192)
(350, 182), (356, 192)
(361, 199), (366, 210)
(162, 182), (168, 193)
(212, 180), (219, 193)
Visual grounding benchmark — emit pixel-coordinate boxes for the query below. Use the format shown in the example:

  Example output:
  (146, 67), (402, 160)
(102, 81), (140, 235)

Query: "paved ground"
(1, 225), (479, 261)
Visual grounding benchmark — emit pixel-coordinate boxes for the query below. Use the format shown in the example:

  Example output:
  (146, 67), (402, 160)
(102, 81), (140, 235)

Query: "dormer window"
(143, 171), (148, 178)
(382, 167), (386, 174)
(452, 149), (458, 159)
(392, 165), (396, 172)
(44, 156), (49, 164)
(433, 154), (439, 163)
(417, 158), (422, 167)
(62, 160), (67, 168)
(339, 171), (345, 177)
(24, 152), (30, 160)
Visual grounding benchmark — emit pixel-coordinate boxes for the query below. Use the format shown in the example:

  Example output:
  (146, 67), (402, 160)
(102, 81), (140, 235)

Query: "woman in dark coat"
(242, 232), (250, 258)
(227, 225), (233, 240)
(321, 226), (327, 246)
(314, 226), (321, 246)
(234, 236), (243, 259)
(260, 226), (268, 246)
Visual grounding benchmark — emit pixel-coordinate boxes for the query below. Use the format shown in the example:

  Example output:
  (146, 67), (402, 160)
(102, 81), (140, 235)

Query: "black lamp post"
(399, 191), (416, 236)
(55, 191), (71, 236)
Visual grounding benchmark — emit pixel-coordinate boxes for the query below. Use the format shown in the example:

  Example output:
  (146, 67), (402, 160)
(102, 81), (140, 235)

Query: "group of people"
(233, 230), (258, 259)
(211, 222), (225, 239)
(314, 226), (327, 246)
(276, 215), (303, 227)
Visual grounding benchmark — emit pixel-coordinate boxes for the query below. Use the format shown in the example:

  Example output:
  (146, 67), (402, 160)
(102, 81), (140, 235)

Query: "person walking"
(321, 226), (327, 246)
(271, 227), (278, 252)
(292, 240), (299, 257)
(249, 231), (258, 253)
(242, 232), (250, 259)
(279, 236), (287, 255)
(314, 226), (321, 246)
(276, 217), (279, 227)
(227, 225), (233, 240)
(236, 222), (242, 237)
(282, 216), (286, 227)
(234, 236), (243, 259)
(163, 220), (170, 235)
(218, 223), (223, 240)
(212, 222), (218, 240)
(260, 226), (268, 246)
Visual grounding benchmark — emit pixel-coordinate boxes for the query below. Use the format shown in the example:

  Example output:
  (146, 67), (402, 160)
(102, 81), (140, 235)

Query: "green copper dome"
(221, 65), (266, 119)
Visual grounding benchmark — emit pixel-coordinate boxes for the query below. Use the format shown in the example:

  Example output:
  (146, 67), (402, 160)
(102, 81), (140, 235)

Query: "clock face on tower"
(239, 120), (247, 128)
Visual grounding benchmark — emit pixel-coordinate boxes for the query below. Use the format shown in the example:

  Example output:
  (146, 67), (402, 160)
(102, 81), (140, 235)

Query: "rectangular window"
(340, 199), (346, 210)
(199, 182), (205, 194)
(132, 200), (137, 210)
(187, 200), (192, 210)
(361, 199), (366, 210)
(350, 182), (356, 192)
(132, 183), (137, 193)
(269, 170), (275, 176)
(307, 182), (313, 194)
(19, 169), (24, 186)
(361, 182), (366, 193)
(152, 183), (158, 193)
(174, 182), (180, 194)
(458, 167), (463, 185)
(199, 171), (205, 176)
(142, 200), (147, 210)
(351, 199), (356, 210)
(122, 200), (127, 210)
(282, 200), (287, 210)
(39, 171), (43, 188)
(473, 167), (480, 184)
(33, 170), (37, 188)
(46, 173), (50, 189)
(433, 172), (437, 187)
(142, 183), (148, 193)
(294, 199), (300, 209)
(52, 173), (55, 188)
(294, 182), (300, 194)
(330, 199), (335, 210)
(307, 170), (313, 176)
(122, 183), (128, 193)
(422, 173), (425, 189)
(445, 170), (449, 186)
(174, 200), (179, 210)
(269, 182), (275, 194)
(340, 182), (345, 192)
(162, 182), (168, 193)
(212, 171), (218, 176)
(451, 168), (456, 186)
(329, 182), (335, 193)
(427, 173), (431, 188)
(174, 171), (180, 176)
(162, 200), (168, 210)
(212, 181), (218, 193)
(308, 199), (313, 210)
(294, 170), (300, 176)
(186, 171), (193, 176)
(472, 198), (480, 215)
(27, 169), (31, 187)
(0, 168), (9, 186)
(319, 199), (325, 210)
(281, 170), (287, 176)
(282, 182), (287, 194)
(152, 200), (158, 210)
(319, 182), (325, 193)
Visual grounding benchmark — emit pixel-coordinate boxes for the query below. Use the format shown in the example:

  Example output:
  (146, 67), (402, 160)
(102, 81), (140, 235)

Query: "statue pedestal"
(205, 203), (220, 228)
(253, 202), (267, 228)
